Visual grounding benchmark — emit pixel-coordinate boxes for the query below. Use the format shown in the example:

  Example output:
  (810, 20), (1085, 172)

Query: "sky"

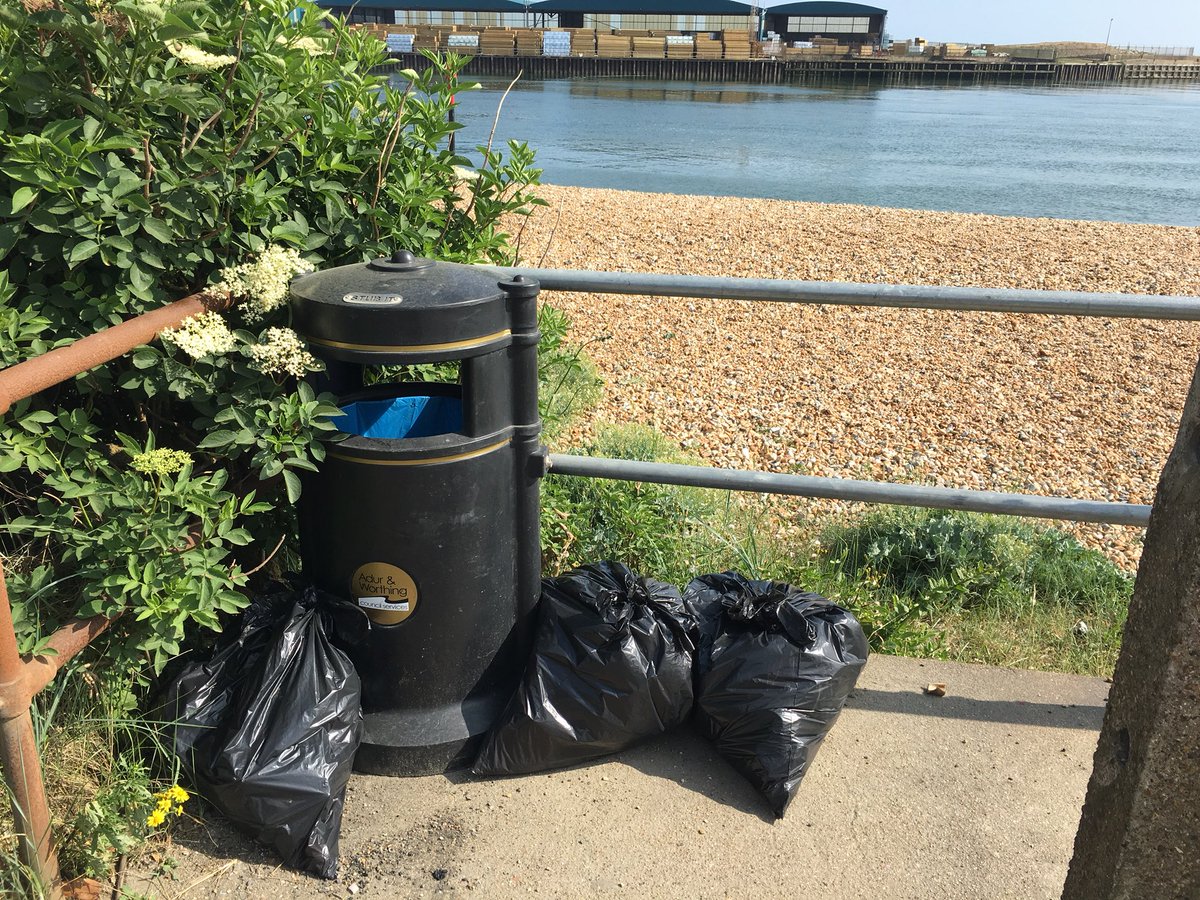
(844, 1), (1200, 48)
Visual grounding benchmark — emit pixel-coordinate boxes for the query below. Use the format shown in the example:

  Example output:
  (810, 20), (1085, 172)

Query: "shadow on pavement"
(614, 731), (777, 823)
(846, 689), (1106, 730)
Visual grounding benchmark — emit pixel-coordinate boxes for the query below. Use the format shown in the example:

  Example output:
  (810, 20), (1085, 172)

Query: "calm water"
(450, 79), (1200, 226)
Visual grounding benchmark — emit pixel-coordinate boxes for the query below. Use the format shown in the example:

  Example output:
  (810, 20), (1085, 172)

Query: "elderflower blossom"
(161, 310), (238, 359)
(247, 327), (317, 378)
(275, 34), (328, 56)
(166, 41), (238, 70)
(131, 448), (192, 476)
(214, 246), (314, 321)
(146, 784), (190, 829)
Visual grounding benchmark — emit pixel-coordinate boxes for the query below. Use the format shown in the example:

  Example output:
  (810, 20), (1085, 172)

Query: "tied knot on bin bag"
(165, 582), (363, 879)
(472, 561), (697, 776)
(685, 572), (869, 819)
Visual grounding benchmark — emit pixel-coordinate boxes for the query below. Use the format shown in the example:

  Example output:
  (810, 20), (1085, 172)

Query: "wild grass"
(542, 427), (1133, 677)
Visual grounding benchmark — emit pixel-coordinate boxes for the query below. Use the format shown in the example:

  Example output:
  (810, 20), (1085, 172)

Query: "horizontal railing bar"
(486, 267), (1200, 320)
(547, 455), (1152, 526)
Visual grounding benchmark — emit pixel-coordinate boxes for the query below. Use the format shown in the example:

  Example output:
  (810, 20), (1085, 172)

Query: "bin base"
(352, 692), (506, 776)
(353, 735), (481, 776)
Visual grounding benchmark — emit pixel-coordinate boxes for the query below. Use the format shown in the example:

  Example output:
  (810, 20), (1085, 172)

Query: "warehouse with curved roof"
(530, 0), (757, 33)
(318, 0), (533, 27)
(762, 2), (886, 45)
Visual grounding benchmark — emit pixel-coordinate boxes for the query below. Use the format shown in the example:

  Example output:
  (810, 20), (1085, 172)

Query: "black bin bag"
(473, 561), (696, 776)
(685, 572), (868, 819)
(166, 585), (362, 879)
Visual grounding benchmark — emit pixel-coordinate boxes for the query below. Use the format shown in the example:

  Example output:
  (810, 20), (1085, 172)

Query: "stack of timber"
(479, 30), (515, 56)
(722, 29), (752, 59)
(666, 34), (694, 58)
(596, 33), (632, 57)
(570, 28), (597, 56)
(632, 35), (665, 58)
(412, 30), (439, 52)
(515, 29), (542, 55)
(695, 35), (723, 58)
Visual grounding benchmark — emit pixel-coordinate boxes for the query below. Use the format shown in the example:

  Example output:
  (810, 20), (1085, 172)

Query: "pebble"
(517, 185), (1200, 570)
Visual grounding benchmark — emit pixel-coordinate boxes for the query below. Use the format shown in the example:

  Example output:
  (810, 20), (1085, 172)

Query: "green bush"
(541, 424), (724, 584)
(821, 507), (1133, 615)
(815, 507), (1134, 671)
(0, 0), (542, 691)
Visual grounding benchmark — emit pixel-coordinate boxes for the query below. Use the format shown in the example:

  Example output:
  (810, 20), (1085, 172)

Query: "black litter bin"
(291, 251), (542, 776)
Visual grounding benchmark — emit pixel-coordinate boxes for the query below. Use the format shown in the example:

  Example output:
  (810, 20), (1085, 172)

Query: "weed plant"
(543, 445), (1133, 677)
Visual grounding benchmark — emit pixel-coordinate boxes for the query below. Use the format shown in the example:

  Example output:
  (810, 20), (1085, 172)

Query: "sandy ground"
(121, 656), (1109, 899)
(512, 185), (1200, 569)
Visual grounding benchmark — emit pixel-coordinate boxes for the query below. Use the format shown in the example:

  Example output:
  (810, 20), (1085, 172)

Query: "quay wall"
(380, 54), (1200, 85)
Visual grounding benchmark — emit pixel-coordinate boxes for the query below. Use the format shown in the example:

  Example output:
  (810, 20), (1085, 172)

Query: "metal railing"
(2, 268), (1197, 895)
(491, 266), (1199, 526)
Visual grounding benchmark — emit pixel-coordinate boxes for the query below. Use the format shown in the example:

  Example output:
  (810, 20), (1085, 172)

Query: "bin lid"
(290, 251), (511, 362)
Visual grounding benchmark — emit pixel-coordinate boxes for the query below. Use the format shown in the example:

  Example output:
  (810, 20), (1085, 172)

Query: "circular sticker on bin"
(351, 563), (419, 625)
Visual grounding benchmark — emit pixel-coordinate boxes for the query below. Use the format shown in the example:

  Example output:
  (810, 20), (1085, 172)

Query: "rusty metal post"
(0, 558), (60, 897)
(0, 290), (218, 896)
(0, 292), (216, 415)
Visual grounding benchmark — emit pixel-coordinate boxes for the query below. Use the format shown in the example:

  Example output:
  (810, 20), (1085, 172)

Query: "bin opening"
(337, 396), (462, 439)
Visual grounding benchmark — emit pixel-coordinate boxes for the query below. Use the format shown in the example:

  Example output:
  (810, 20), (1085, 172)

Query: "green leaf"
(10, 187), (37, 215)
(282, 469), (302, 503)
(128, 263), (155, 296)
(66, 239), (99, 266)
(142, 217), (173, 242)
(270, 221), (307, 245)
(196, 430), (238, 449)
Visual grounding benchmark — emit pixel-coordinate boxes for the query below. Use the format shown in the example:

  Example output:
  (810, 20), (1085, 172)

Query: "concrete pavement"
(126, 655), (1109, 899)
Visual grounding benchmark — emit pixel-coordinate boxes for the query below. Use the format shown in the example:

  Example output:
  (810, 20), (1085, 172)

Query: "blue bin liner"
(337, 396), (462, 439)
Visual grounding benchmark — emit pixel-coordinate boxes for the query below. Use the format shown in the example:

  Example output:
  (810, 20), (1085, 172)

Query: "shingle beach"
(515, 185), (1200, 568)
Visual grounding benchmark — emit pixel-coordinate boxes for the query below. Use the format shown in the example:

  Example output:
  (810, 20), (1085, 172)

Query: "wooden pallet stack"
(515, 29), (542, 56)
(596, 33), (632, 57)
(479, 30), (515, 56)
(666, 34), (694, 58)
(411, 26), (440, 52)
(695, 35), (723, 58)
(722, 30), (752, 59)
(632, 35), (665, 58)
(570, 29), (597, 56)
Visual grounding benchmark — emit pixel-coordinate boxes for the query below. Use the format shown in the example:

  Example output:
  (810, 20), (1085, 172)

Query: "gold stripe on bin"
(329, 437), (511, 467)
(307, 328), (512, 354)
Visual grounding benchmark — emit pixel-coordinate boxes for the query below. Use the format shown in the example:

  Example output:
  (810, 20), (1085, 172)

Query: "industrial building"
(320, 0), (534, 28)
(318, 0), (888, 50)
(761, 2), (886, 45)
(320, 0), (759, 33)
(530, 0), (757, 35)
